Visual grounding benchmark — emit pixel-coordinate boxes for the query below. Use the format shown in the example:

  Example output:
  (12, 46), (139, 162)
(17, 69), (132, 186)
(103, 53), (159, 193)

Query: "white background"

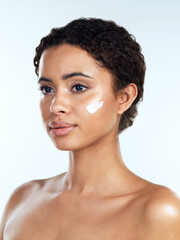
(0, 0), (180, 219)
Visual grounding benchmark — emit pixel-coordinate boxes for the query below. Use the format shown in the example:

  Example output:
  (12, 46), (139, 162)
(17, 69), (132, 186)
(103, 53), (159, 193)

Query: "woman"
(1, 18), (180, 240)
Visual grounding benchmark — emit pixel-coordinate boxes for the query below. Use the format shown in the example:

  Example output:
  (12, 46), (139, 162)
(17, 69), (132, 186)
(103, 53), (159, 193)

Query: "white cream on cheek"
(86, 101), (104, 114)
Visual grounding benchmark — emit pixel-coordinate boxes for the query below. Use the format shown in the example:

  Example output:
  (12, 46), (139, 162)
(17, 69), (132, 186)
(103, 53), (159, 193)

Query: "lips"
(49, 121), (77, 136)
(49, 121), (77, 129)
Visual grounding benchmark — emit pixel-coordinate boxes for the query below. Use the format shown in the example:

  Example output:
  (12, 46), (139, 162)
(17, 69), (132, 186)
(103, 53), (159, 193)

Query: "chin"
(51, 137), (83, 151)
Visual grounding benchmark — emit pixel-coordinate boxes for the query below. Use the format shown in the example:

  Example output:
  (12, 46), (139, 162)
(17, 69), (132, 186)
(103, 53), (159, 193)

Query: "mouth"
(49, 120), (77, 136)
(50, 124), (77, 136)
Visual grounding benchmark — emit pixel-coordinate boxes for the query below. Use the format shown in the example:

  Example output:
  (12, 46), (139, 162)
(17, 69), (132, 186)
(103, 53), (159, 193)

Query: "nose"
(50, 93), (71, 115)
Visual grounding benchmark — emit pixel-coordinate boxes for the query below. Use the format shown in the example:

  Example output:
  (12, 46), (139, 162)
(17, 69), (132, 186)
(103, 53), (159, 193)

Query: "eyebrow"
(38, 72), (93, 83)
(62, 72), (93, 80)
(38, 77), (53, 83)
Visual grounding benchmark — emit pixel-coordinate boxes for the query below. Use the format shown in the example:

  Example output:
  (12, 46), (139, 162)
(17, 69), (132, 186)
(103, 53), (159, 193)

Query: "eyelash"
(38, 86), (54, 95)
(38, 84), (89, 95)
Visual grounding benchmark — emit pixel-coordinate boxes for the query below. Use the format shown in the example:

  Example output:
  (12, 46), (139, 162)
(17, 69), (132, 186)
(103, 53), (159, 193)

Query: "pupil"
(76, 85), (83, 91)
(46, 87), (51, 93)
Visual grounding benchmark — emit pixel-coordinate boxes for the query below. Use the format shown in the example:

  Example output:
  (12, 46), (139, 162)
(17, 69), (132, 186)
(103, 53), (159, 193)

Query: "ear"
(116, 83), (138, 114)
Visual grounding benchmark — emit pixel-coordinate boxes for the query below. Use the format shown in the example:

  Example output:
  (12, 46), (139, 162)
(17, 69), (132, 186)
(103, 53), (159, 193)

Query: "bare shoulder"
(1, 180), (40, 215)
(0, 179), (43, 239)
(0, 172), (66, 226)
(143, 185), (180, 239)
(145, 185), (180, 220)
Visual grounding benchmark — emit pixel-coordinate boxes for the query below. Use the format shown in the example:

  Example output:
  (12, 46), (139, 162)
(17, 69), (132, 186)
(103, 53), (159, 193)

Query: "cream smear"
(86, 101), (104, 114)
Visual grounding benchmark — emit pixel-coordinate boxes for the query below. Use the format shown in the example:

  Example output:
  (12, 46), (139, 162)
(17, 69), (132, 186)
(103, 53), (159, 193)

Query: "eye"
(71, 84), (88, 93)
(38, 86), (54, 95)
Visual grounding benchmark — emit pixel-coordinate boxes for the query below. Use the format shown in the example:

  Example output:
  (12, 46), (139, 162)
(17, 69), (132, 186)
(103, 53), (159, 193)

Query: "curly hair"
(34, 18), (146, 134)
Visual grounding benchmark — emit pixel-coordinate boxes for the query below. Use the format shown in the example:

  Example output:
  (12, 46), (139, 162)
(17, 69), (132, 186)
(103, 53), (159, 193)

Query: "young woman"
(1, 18), (180, 240)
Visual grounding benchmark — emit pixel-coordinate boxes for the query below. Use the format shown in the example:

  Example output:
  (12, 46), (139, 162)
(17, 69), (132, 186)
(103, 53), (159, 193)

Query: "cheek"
(86, 101), (104, 114)
(40, 99), (51, 122)
(76, 98), (117, 133)
(74, 100), (104, 120)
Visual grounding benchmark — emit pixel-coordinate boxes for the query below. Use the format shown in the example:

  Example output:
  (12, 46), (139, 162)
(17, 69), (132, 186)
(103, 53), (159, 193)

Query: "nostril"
(50, 102), (70, 114)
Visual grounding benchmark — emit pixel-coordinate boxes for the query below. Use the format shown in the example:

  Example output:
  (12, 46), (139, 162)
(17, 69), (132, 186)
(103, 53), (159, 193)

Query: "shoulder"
(3, 180), (43, 211)
(0, 180), (43, 238)
(144, 185), (180, 220)
(0, 172), (66, 228)
(143, 185), (180, 239)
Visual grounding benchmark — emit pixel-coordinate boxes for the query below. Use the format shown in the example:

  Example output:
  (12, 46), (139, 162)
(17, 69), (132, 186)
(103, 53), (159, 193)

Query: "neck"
(64, 134), (131, 196)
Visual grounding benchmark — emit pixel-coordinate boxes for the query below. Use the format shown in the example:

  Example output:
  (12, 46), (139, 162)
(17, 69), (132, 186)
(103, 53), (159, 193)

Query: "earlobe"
(117, 83), (138, 114)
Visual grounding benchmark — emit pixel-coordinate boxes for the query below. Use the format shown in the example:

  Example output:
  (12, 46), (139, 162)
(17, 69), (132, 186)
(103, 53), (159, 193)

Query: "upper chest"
(4, 192), (145, 240)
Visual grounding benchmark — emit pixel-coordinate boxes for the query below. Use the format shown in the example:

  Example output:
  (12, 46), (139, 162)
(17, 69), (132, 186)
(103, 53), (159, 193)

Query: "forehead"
(40, 44), (96, 71)
(38, 44), (112, 81)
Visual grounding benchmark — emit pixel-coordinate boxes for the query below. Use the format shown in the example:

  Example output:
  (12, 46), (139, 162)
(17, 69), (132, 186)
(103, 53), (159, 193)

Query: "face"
(38, 44), (120, 151)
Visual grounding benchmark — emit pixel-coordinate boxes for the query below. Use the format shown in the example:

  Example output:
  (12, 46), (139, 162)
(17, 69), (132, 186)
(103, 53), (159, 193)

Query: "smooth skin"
(1, 44), (180, 240)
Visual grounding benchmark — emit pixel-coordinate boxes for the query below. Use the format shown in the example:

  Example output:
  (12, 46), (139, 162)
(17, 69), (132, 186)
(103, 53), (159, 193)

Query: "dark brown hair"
(34, 17), (146, 134)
